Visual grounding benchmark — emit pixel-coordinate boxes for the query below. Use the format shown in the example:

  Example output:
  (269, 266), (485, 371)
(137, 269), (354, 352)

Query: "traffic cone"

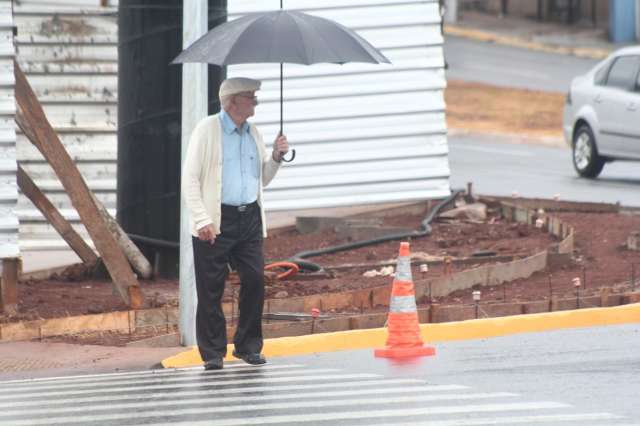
(374, 242), (435, 358)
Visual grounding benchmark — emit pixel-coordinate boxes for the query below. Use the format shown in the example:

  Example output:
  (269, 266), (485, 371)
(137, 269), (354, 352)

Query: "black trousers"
(192, 202), (264, 362)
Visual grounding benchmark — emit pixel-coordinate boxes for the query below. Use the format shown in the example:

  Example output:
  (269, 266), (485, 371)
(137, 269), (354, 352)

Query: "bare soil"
(5, 202), (640, 331)
(445, 80), (565, 139)
(4, 83), (635, 346)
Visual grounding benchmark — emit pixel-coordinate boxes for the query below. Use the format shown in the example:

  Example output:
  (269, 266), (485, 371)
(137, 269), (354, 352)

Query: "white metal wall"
(14, 0), (117, 251)
(228, 0), (451, 210)
(0, 0), (18, 259)
(14, 0), (449, 251)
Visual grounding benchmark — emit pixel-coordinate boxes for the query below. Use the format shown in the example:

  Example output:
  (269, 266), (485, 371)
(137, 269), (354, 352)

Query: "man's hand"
(272, 134), (289, 162)
(197, 224), (216, 244)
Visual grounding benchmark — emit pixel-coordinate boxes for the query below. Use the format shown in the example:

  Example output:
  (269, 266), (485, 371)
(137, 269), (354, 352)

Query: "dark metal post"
(537, 0), (544, 21)
(311, 307), (320, 334)
(582, 266), (587, 290)
(231, 288), (236, 325)
(472, 291), (481, 319)
(500, 0), (508, 16)
(567, 0), (574, 24)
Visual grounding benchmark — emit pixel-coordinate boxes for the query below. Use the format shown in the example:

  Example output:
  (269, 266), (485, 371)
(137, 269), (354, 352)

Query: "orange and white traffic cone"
(374, 242), (435, 358)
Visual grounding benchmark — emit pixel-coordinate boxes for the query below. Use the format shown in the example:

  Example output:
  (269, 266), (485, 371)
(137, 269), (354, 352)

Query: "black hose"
(129, 189), (464, 275)
(128, 233), (179, 249)
(284, 189), (464, 273)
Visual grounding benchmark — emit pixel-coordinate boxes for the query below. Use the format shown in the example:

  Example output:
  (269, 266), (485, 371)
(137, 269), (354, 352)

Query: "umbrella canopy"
(172, 10), (390, 66)
(173, 9), (390, 162)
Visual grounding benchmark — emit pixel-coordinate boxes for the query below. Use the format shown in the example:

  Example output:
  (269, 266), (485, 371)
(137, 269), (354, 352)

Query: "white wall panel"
(228, 0), (450, 211)
(15, 1), (118, 251)
(16, 0), (449, 250)
(0, 0), (18, 258)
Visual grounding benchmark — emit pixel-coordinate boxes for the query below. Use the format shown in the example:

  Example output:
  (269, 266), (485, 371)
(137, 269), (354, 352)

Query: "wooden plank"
(13, 62), (143, 309)
(17, 165), (99, 266)
(1, 258), (18, 315)
(91, 193), (152, 279)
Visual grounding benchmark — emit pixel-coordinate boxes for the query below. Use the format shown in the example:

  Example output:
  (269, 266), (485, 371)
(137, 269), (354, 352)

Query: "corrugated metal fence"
(228, 0), (451, 210)
(13, 0), (449, 251)
(0, 0), (18, 259)
(15, 0), (117, 251)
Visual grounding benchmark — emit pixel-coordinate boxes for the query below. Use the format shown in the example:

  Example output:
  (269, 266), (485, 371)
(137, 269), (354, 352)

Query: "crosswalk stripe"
(371, 413), (625, 425)
(0, 362), (277, 385)
(0, 367), (342, 394)
(3, 401), (570, 426)
(0, 390), (517, 418)
(0, 373), (381, 401)
(0, 379), (456, 410)
(0, 364), (303, 388)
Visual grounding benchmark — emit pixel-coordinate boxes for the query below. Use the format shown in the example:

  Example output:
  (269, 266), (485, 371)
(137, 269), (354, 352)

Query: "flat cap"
(219, 77), (261, 99)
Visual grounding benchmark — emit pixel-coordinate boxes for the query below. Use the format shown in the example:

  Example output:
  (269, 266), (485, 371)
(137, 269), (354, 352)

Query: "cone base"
(374, 345), (436, 358)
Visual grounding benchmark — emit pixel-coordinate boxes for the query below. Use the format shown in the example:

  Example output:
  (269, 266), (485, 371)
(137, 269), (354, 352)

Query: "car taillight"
(566, 90), (572, 105)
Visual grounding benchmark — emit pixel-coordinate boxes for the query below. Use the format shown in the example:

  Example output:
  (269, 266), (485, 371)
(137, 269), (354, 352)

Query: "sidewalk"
(445, 10), (630, 60)
(0, 341), (183, 381)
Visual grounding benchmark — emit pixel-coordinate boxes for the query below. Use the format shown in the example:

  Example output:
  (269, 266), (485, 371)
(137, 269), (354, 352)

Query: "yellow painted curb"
(444, 25), (611, 60)
(161, 303), (640, 368)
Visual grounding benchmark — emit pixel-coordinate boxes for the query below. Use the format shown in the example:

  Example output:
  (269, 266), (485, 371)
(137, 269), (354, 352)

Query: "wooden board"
(13, 62), (143, 309)
(17, 165), (99, 266)
(1, 258), (18, 315)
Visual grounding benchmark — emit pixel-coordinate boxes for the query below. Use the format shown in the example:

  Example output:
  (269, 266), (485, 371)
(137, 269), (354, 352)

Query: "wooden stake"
(1, 258), (19, 315)
(91, 193), (152, 279)
(13, 62), (143, 308)
(17, 165), (98, 266)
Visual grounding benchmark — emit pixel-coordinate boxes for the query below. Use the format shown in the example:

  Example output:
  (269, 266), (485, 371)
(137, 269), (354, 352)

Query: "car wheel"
(572, 124), (604, 178)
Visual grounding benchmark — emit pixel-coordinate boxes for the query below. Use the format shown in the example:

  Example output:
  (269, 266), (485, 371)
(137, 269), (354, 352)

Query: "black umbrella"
(172, 5), (390, 162)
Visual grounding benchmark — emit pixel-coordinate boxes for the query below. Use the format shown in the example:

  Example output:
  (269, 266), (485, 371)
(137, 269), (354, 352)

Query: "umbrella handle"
(281, 149), (296, 163)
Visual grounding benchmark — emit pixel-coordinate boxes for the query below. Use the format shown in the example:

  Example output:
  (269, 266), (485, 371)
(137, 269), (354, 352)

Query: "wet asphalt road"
(448, 133), (640, 207)
(444, 35), (599, 93)
(0, 323), (638, 425)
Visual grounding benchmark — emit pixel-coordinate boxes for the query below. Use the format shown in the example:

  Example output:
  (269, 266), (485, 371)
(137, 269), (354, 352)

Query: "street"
(448, 133), (640, 207)
(0, 323), (638, 425)
(444, 36), (640, 207)
(444, 35), (599, 92)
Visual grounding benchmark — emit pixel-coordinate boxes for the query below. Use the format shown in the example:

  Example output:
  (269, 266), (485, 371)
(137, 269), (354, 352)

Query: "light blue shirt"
(220, 110), (259, 206)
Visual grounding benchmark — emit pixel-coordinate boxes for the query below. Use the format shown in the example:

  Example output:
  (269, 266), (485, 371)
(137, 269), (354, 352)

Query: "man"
(182, 77), (289, 370)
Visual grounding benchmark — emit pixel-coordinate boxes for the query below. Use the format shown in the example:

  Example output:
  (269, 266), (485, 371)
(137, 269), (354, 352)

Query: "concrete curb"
(162, 302), (640, 368)
(445, 25), (612, 60)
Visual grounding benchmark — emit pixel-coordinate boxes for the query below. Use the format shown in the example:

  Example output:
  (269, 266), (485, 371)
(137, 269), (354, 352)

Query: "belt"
(221, 201), (258, 213)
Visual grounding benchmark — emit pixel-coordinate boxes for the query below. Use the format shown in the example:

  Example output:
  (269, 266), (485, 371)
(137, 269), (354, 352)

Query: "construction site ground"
(445, 80), (565, 143)
(4, 198), (640, 346)
(3, 81), (632, 347)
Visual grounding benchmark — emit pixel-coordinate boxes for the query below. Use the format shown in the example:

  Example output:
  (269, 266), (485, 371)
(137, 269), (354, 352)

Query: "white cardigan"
(181, 113), (281, 238)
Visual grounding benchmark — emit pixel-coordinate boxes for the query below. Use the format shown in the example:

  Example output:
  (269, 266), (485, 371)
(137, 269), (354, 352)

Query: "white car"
(563, 46), (640, 178)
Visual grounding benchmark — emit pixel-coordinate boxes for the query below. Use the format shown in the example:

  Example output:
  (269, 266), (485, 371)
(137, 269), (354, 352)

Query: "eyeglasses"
(236, 94), (258, 102)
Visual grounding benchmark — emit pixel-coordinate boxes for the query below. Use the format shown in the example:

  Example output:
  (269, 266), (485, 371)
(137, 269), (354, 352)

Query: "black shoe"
(204, 355), (223, 370)
(232, 350), (266, 365)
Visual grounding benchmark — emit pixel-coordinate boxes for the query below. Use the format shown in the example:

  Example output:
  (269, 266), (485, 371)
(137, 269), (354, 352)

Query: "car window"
(594, 61), (611, 85)
(605, 55), (640, 90)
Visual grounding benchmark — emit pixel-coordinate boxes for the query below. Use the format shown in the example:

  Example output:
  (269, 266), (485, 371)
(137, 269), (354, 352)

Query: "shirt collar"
(221, 109), (250, 135)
